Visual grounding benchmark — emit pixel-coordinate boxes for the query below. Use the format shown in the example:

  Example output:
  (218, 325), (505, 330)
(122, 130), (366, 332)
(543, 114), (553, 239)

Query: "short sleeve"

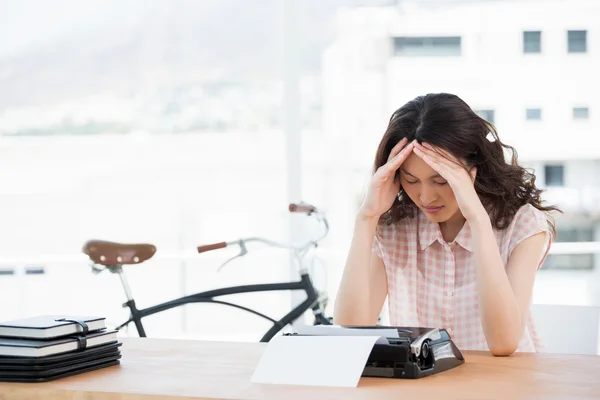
(372, 233), (384, 260)
(507, 204), (553, 269)
(371, 222), (397, 264)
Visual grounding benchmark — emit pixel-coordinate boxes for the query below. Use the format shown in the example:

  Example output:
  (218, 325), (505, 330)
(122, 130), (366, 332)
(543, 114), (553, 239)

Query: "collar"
(417, 211), (473, 252)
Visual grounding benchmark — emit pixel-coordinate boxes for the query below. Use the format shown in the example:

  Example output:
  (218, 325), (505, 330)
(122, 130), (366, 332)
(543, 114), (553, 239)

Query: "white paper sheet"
(295, 324), (400, 339)
(250, 334), (385, 387)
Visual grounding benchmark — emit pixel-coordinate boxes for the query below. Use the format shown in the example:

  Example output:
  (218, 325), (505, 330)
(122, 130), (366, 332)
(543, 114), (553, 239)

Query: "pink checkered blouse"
(372, 204), (552, 352)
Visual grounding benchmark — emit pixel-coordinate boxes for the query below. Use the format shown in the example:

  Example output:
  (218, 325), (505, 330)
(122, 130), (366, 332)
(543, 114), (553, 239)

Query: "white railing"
(1, 243), (599, 352)
(549, 242), (600, 255)
(1, 242), (599, 264)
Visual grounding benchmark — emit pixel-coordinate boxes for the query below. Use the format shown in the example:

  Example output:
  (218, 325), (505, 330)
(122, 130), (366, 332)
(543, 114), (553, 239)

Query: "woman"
(333, 93), (561, 356)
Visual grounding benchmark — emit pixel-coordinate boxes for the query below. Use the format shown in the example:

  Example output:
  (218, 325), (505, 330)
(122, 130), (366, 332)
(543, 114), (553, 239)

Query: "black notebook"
(0, 349), (121, 372)
(0, 342), (122, 367)
(0, 359), (121, 383)
(0, 329), (118, 357)
(0, 315), (106, 339)
(0, 353), (122, 377)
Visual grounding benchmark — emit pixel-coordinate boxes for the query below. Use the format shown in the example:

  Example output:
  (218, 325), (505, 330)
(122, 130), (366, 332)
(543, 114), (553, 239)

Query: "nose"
(419, 184), (439, 205)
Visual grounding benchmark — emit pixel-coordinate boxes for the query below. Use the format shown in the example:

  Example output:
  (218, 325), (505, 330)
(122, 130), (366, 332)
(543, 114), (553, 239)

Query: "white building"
(321, 0), (600, 306)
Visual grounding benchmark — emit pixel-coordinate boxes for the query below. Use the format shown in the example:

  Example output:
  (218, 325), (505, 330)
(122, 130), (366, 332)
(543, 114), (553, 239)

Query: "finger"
(415, 143), (459, 170)
(387, 138), (408, 162)
(420, 143), (463, 168)
(388, 140), (415, 171)
(413, 146), (454, 179)
(375, 141), (414, 181)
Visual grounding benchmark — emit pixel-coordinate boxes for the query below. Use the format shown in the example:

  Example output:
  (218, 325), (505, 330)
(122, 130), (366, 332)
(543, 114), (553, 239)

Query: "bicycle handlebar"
(288, 202), (316, 214)
(197, 242), (227, 254)
(196, 202), (328, 267)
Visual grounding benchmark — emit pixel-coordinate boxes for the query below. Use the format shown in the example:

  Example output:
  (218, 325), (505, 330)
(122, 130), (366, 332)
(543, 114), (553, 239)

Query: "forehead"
(401, 152), (438, 177)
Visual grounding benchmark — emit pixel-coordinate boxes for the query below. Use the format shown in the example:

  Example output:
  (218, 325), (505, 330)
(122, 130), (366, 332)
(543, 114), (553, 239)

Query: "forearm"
(333, 214), (379, 325)
(470, 213), (522, 355)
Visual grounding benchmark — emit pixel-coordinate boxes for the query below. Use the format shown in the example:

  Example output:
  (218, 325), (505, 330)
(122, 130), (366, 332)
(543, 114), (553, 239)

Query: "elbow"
(488, 341), (519, 357)
(485, 316), (523, 356)
(490, 346), (517, 357)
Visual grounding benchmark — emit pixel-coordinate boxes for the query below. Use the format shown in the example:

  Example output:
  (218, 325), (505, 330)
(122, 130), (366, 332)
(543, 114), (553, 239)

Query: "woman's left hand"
(413, 142), (486, 222)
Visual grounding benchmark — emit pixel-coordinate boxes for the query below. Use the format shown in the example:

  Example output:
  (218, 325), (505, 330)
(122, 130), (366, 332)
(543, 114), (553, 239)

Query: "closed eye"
(405, 180), (418, 185)
(434, 181), (448, 186)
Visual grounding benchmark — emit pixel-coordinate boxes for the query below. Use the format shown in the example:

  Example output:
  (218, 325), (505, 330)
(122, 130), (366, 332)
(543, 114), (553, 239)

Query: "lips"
(423, 205), (444, 214)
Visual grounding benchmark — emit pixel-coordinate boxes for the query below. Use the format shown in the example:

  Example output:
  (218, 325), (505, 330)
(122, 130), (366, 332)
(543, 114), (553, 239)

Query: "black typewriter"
(287, 325), (465, 379)
(359, 326), (465, 379)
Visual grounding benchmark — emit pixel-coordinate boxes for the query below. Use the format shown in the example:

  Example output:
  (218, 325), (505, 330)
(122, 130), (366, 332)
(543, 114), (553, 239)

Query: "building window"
(556, 227), (595, 242)
(523, 31), (541, 53)
(393, 36), (461, 56)
(542, 254), (594, 270)
(544, 164), (564, 186)
(542, 226), (595, 270)
(573, 107), (589, 119)
(475, 109), (495, 124)
(568, 30), (587, 53)
(526, 108), (542, 120)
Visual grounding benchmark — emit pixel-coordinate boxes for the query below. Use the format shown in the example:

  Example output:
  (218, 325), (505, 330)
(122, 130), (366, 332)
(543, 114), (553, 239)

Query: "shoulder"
(506, 203), (552, 236)
(502, 204), (554, 256)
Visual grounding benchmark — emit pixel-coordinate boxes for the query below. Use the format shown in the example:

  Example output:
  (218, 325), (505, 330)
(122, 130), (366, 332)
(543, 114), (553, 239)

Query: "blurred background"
(1, 0), (599, 352)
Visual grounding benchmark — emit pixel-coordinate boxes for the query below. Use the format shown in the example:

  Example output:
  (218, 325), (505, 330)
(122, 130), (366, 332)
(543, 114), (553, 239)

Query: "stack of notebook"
(0, 315), (121, 382)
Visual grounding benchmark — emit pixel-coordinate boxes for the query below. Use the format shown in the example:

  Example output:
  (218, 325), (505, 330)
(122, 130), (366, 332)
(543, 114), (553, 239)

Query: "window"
(393, 36), (461, 56)
(556, 227), (594, 243)
(544, 165), (564, 186)
(573, 107), (589, 120)
(542, 226), (595, 270)
(542, 254), (594, 270)
(568, 30), (587, 53)
(475, 109), (495, 124)
(523, 31), (541, 53)
(526, 108), (542, 120)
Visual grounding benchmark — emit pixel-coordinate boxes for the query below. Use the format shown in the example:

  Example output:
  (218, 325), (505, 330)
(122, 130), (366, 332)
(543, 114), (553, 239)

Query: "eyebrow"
(401, 167), (443, 180)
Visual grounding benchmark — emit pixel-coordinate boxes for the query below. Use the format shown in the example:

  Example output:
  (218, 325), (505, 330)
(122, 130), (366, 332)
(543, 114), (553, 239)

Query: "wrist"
(468, 208), (492, 229)
(355, 212), (380, 231)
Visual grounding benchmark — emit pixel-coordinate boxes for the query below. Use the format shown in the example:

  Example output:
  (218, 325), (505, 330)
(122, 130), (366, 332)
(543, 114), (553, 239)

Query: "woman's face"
(399, 151), (462, 223)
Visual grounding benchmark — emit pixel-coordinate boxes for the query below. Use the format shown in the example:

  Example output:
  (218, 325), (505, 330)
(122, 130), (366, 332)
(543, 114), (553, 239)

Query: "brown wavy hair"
(374, 93), (561, 236)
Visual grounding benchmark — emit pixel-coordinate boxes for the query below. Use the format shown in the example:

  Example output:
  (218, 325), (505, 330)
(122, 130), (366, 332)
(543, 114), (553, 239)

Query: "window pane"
(545, 165), (564, 186)
(475, 109), (495, 124)
(393, 36), (461, 56)
(542, 254), (594, 270)
(568, 30), (587, 53)
(573, 107), (589, 119)
(526, 108), (542, 120)
(523, 31), (541, 53)
(556, 228), (594, 242)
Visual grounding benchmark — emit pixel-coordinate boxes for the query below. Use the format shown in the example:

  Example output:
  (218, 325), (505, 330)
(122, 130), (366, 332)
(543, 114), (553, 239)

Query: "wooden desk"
(0, 337), (599, 400)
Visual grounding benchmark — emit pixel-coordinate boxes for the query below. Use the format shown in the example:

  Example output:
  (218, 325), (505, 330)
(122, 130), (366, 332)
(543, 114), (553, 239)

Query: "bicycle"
(81, 202), (333, 342)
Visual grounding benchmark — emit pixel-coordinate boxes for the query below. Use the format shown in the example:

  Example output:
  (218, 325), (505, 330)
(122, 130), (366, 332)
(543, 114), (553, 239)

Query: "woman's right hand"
(358, 138), (415, 219)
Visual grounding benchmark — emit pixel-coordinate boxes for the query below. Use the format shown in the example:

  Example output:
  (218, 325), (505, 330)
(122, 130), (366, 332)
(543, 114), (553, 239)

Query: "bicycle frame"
(110, 266), (327, 342)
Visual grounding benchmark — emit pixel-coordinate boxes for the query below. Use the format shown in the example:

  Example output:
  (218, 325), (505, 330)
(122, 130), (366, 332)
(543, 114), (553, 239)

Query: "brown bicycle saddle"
(82, 240), (156, 266)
